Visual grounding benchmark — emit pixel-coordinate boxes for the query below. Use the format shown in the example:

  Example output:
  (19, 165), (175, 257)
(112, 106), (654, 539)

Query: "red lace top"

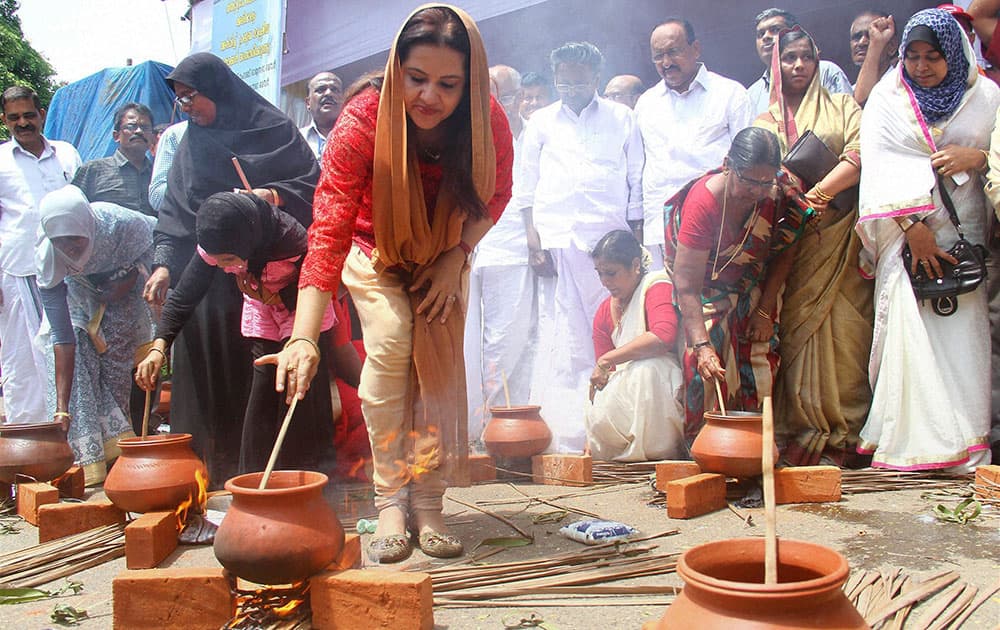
(300, 87), (514, 292)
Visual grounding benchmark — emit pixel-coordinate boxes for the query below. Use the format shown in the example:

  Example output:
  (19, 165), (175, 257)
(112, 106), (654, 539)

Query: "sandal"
(366, 534), (412, 564)
(416, 531), (464, 559)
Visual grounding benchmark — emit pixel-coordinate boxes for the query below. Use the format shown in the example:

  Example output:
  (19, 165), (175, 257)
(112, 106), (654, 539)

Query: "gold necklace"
(710, 173), (761, 281)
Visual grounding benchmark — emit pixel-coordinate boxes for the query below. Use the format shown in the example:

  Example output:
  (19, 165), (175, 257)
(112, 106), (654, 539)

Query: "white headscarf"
(35, 186), (96, 289)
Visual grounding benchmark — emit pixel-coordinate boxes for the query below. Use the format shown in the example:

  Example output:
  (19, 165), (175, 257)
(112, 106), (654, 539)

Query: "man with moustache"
(746, 8), (852, 115)
(603, 75), (644, 109)
(299, 71), (342, 159)
(514, 42), (644, 452)
(634, 19), (752, 270)
(0, 86), (81, 423)
(72, 103), (156, 216)
(850, 10), (898, 106)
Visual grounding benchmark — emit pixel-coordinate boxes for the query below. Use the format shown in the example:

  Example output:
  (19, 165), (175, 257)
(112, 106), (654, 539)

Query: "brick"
(53, 465), (85, 499)
(16, 482), (59, 525)
(666, 473), (727, 519)
(469, 453), (497, 482)
(531, 454), (593, 486)
(125, 511), (178, 569)
(773, 466), (841, 504)
(311, 569), (433, 630)
(112, 567), (235, 630)
(654, 461), (702, 493)
(37, 499), (126, 542)
(974, 464), (1000, 500)
(332, 533), (361, 570)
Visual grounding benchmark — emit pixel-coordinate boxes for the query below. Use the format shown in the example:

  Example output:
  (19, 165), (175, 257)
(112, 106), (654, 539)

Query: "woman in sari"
(858, 8), (999, 472)
(586, 230), (684, 461)
(666, 127), (809, 443)
(140, 53), (319, 486)
(135, 192), (336, 476)
(260, 6), (514, 562)
(36, 186), (154, 485)
(754, 28), (874, 467)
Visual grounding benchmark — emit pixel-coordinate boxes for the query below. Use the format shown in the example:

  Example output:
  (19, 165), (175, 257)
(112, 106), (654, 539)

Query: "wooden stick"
(445, 494), (533, 539)
(231, 156), (253, 192)
(500, 369), (511, 408)
(140, 389), (152, 438)
(258, 397), (299, 490)
(761, 395), (777, 585)
(714, 379), (726, 414)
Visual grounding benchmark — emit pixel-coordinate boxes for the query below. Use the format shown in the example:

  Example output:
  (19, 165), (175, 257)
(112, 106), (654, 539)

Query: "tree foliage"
(0, 0), (57, 140)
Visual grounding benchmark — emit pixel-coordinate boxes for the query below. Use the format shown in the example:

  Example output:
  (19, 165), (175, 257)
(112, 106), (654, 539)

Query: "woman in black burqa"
(141, 52), (320, 486)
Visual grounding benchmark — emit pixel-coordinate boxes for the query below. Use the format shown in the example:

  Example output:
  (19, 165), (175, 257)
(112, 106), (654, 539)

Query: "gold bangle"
(980, 150), (990, 172)
(284, 336), (321, 355)
(148, 347), (167, 361)
(813, 184), (834, 203)
(754, 307), (772, 320)
(53, 411), (71, 418)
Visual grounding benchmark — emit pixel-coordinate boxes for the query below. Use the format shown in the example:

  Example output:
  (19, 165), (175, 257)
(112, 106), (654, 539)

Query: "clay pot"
(103, 433), (208, 513)
(690, 411), (779, 478)
(482, 405), (552, 458)
(0, 421), (74, 484)
(655, 538), (869, 629)
(214, 470), (345, 585)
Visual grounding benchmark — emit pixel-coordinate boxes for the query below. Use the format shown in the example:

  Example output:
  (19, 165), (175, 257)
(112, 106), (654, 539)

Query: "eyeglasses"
(174, 90), (199, 107)
(120, 122), (153, 134)
(554, 83), (593, 95)
(734, 169), (777, 188)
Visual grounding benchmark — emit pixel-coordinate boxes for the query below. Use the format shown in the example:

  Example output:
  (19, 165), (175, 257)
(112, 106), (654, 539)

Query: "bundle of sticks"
(844, 568), (999, 629)
(840, 470), (973, 496)
(0, 523), (125, 588)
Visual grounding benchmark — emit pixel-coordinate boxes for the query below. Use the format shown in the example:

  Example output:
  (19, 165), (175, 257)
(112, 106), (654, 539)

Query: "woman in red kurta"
(260, 5), (512, 564)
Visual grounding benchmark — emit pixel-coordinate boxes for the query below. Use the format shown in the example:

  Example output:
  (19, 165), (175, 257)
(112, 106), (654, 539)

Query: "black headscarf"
(156, 53), (319, 272)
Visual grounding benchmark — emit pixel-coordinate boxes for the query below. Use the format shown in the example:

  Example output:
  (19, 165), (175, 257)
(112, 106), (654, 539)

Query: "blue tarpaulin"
(43, 61), (185, 162)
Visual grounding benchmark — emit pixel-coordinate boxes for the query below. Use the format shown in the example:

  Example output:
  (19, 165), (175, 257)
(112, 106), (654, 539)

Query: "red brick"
(531, 454), (593, 486)
(37, 499), (126, 542)
(773, 466), (841, 504)
(125, 511), (178, 569)
(332, 533), (361, 570)
(16, 482), (58, 525)
(469, 453), (497, 482)
(112, 567), (235, 630)
(654, 461), (702, 493)
(52, 465), (85, 499)
(311, 569), (433, 630)
(666, 473), (727, 518)
(974, 464), (1000, 500)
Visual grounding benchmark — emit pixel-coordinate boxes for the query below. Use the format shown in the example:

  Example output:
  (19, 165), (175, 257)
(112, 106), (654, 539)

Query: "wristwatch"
(897, 215), (923, 232)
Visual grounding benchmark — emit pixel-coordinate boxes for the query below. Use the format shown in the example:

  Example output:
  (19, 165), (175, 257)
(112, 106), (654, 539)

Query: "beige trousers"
(341, 246), (447, 512)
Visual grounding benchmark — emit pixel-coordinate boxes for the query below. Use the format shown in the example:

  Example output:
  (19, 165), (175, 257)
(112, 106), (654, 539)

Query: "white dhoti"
(0, 272), (48, 423)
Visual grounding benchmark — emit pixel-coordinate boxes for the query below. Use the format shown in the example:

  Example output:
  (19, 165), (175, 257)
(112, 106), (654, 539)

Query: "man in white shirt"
(514, 42), (644, 452)
(465, 65), (551, 444)
(746, 8), (853, 115)
(635, 18), (753, 270)
(0, 86), (82, 423)
(298, 71), (342, 159)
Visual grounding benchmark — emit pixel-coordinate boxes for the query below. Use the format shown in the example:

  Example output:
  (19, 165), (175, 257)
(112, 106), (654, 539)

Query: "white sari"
(856, 38), (999, 471)
(585, 271), (685, 462)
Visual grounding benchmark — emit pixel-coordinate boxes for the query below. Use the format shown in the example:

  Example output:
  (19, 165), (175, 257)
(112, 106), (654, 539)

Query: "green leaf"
(0, 587), (53, 605)
(933, 499), (981, 524)
(51, 603), (88, 626)
(531, 510), (568, 524)
(473, 536), (533, 551)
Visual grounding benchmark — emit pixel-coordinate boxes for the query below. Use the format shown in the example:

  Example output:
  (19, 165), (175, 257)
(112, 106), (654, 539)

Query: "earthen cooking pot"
(654, 538), (869, 629)
(103, 433), (207, 513)
(690, 410), (779, 478)
(214, 470), (345, 585)
(0, 421), (74, 484)
(482, 405), (552, 458)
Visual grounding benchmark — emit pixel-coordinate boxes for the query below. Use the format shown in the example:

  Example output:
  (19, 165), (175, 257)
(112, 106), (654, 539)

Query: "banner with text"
(212, 0), (283, 105)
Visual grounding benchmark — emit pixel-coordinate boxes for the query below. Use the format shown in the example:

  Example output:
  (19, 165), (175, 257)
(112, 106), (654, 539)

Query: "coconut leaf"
(474, 536), (533, 551)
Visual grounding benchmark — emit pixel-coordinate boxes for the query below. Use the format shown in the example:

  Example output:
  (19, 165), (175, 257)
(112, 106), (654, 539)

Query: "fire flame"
(226, 580), (310, 627)
(174, 468), (209, 530)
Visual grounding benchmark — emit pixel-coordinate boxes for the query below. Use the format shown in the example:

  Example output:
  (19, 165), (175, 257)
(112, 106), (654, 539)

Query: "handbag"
(781, 130), (858, 212)
(901, 173), (987, 317)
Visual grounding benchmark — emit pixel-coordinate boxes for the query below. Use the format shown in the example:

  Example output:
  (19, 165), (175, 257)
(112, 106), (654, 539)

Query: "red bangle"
(458, 240), (473, 257)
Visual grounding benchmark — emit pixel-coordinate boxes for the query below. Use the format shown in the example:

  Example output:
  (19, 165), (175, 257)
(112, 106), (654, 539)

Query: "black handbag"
(782, 130), (858, 212)
(901, 173), (987, 317)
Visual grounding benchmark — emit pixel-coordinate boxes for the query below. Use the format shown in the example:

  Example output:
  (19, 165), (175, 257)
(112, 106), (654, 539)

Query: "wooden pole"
(140, 389), (152, 438)
(714, 379), (727, 415)
(231, 156), (253, 192)
(762, 396), (777, 585)
(500, 369), (512, 408)
(258, 397), (299, 489)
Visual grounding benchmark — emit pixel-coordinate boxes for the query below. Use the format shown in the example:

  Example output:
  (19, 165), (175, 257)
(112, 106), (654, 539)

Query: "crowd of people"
(2, 3), (1000, 563)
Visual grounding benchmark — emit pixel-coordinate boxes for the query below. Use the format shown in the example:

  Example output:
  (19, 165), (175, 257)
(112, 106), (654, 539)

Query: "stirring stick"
(500, 369), (512, 408)
(231, 157), (253, 192)
(762, 395), (778, 584)
(258, 396), (299, 490)
(140, 389), (152, 439)
(714, 379), (727, 415)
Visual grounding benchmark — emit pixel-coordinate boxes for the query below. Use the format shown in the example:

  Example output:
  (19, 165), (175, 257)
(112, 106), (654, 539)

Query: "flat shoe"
(416, 531), (463, 559)
(366, 534), (412, 564)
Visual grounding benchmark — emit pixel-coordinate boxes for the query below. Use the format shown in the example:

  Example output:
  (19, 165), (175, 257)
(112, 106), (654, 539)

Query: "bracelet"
(53, 411), (71, 419)
(284, 336), (321, 355)
(980, 150), (990, 172)
(691, 340), (713, 351)
(148, 347), (167, 361)
(812, 184), (834, 203)
(754, 307), (772, 320)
